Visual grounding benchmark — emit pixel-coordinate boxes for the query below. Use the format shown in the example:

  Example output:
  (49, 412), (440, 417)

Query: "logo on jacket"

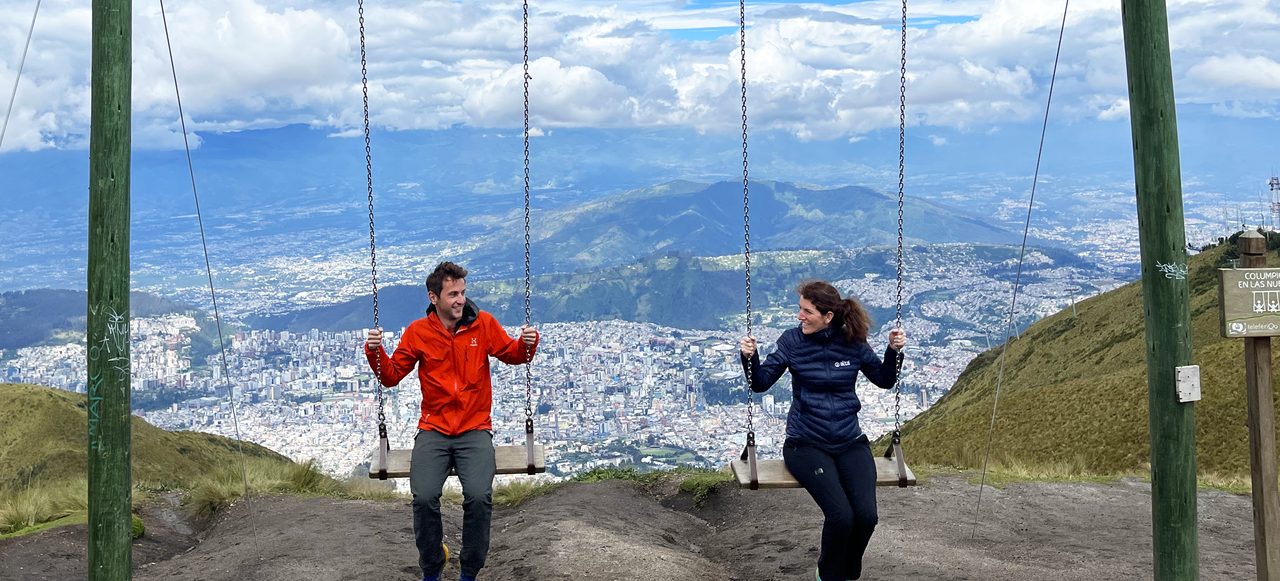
(833, 360), (850, 368)
(470, 337), (478, 347)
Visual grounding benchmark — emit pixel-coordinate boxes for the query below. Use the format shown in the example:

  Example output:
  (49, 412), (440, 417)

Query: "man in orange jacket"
(366, 261), (538, 581)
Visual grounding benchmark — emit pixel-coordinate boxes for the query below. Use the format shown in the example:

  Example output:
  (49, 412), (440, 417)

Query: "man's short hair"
(426, 262), (468, 297)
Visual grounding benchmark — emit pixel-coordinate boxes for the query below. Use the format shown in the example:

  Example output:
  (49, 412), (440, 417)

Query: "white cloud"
(464, 57), (636, 127)
(1187, 54), (1280, 90)
(1, 0), (1278, 151)
(928, 134), (946, 145)
(1097, 98), (1129, 121)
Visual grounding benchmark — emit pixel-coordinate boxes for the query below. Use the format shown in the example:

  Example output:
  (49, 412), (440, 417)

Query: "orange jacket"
(365, 299), (539, 436)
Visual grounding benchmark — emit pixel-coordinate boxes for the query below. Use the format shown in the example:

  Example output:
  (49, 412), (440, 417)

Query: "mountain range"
(459, 180), (1018, 278)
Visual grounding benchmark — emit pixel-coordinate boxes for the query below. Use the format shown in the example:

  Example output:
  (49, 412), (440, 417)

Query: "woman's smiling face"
(798, 297), (833, 334)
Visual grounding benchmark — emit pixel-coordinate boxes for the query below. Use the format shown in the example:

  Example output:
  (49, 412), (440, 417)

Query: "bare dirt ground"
(0, 473), (1258, 580)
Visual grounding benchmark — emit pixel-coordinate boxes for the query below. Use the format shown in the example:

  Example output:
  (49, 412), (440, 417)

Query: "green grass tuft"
(183, 457), (408, 519)
(572, 465), (732, 506)
(0, 488), (49, 533)
(287, 460), (338, 495)
(131, 514), (145, 539)
(493, 480), (558, 507)
(677, 470), (734, 507)
(0, 479), (90, 534)
(572, 466), (653, 484)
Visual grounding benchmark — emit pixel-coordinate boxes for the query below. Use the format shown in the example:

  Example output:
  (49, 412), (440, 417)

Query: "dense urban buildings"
(8, 317), (964, 485)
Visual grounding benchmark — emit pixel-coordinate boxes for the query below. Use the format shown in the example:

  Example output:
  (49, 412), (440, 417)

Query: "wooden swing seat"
(729, 456), (916, 489)
(368, 445), (546, 479)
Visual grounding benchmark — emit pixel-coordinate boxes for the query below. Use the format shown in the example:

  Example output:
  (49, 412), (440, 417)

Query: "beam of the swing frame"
(1119, 0), (1198, 578)
(87, 0), (132, 573)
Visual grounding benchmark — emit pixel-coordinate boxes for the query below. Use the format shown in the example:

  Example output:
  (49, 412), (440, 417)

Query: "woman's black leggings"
(783, 436), (878, 581)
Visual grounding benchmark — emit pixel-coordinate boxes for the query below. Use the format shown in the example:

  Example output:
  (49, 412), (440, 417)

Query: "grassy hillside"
(0, 383), (401, 536)
(0, 383), (289, 491)
(900, 240), (1271, 478)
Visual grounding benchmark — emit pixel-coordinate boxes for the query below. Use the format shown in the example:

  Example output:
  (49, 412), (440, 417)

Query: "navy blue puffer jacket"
(741, 326), (902, 451)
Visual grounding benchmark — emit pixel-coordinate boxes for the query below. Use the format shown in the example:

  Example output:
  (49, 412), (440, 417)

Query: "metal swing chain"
(892, 0), (908, 437)
(739, 0), (754, 438)
(522, 0), (534, 427)
(521, 0), (538, 475)
(359, 0), (387, 453)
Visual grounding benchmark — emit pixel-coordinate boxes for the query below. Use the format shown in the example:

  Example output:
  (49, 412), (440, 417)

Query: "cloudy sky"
(1, 0), (1277, 153)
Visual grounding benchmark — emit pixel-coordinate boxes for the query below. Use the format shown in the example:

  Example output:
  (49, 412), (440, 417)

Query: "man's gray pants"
(411, 429), (496, 579)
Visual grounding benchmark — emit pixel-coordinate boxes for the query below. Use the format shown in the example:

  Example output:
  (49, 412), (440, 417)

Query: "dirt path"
(0, 474), (1259, 580)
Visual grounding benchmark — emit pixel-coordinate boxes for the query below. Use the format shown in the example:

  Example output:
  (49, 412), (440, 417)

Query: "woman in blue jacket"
(739, 280), (906, 581)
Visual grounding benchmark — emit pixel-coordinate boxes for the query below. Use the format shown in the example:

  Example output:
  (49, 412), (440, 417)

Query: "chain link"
(359, 0), (385, 429)
(522, 0), (534, 425)
(892, 0), (908, 435)
(739, 0), (754, 435)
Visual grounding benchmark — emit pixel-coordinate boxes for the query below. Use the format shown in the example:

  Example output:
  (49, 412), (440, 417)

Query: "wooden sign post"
(1220, 230), (1280, 580)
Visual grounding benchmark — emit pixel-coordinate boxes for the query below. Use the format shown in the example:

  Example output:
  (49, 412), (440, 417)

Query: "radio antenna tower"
(1270, 174), (1280, 232)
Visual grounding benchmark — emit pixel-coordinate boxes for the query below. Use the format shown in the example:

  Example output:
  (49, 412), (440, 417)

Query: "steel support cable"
(0, 0), (40, 151)
(158, 0), (262, 558)
(972, 0), (1071, 538)
(521, 0), (537, 475)
(357, 0), (390, 481)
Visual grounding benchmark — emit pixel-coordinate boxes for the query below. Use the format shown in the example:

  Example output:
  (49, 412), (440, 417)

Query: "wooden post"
(1120, 0), (1198, 579)
(1240, 230), (1280, 580)
(87, 0), (131, 574)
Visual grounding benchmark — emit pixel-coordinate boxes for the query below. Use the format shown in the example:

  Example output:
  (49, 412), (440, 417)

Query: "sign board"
(1220, 268), (1280, 338)
(1175, 365), (1201, 403)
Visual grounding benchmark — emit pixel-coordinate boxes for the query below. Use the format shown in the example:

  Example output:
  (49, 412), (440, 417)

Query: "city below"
(7, 315), (965, 490)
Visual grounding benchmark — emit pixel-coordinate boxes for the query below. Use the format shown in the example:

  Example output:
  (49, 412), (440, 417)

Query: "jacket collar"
(427, 298), (480, 331)
(800, 324), (837, 344)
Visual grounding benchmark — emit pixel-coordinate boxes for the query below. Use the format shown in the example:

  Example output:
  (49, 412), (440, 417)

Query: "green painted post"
(1120, 1), (1198, 579)
(87, 0), (131, 574)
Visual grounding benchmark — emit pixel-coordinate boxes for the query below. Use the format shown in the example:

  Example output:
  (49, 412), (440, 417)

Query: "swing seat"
(729, 456), (916, 489)
(368, 445), (547, 479)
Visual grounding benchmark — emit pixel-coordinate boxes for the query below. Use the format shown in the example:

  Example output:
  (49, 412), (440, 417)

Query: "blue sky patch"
(907, 15), (980, 29)
(665, 26), (741, 41)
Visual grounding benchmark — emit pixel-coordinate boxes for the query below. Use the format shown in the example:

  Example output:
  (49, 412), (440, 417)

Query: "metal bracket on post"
(376, 423), (389, 480)
(525, 418), (536, 475)
(885, 431), (909, 488)
(740, 432), (758, 490)
(1175, 365), (1201, 403)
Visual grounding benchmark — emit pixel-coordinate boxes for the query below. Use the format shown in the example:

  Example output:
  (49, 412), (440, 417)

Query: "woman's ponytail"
(839, 297), (871, 344)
